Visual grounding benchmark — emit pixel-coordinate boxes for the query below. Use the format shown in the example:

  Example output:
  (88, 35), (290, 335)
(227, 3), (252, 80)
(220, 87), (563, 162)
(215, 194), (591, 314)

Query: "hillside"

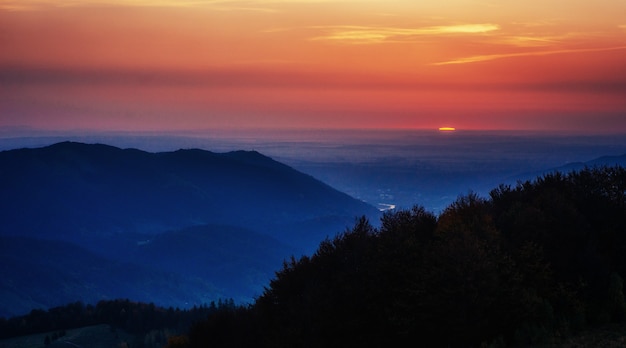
(511, 153), (626, 184)
(0, 225), (289, 318)
(2, 166), (626, 347)
(0, 141), (379, 246)
(0, 236), (187, 317)
(0, 324), (137, 348)
(185, 166), (626, 347)
(0, 142), (379, 317)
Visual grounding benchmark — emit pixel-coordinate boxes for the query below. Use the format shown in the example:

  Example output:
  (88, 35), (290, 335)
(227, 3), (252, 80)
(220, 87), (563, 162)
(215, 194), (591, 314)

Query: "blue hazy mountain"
(548, 153), (626, 174)
(3, 130), (625, 214)
(510, 153), (626, 184)
(0, 141), (379, 246)
(0, 142), (380, 317)
(0, 225), (291, 318)
(0, 235), (201, 318)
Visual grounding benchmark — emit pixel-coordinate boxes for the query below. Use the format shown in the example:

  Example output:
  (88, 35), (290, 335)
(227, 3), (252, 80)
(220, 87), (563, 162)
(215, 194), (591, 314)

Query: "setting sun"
(0, 0), (625, 132)
(438, 127), (456, 132)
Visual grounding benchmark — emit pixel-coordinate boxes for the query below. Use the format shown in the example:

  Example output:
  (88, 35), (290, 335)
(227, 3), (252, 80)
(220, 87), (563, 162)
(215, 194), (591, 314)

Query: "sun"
(438, 127), (456, 131)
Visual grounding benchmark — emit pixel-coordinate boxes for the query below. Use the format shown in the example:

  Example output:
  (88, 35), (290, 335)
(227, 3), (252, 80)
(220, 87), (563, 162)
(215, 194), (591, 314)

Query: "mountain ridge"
(0, 141), (379, 243)
(509, 153), (626, 184)
(0, 141), (380, 317)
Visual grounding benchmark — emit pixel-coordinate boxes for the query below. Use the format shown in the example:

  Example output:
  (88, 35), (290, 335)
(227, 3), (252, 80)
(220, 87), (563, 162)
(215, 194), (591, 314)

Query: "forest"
(2, 166), (626, 347)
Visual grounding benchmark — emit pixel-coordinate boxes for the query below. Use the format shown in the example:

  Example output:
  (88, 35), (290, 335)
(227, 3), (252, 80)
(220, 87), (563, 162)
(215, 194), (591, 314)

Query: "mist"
(3, 128), (626, 213)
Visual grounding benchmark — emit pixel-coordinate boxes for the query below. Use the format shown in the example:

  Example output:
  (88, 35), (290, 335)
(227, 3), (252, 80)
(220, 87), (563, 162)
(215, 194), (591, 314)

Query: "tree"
(187, 167), (626, 347)
(165, 335), (189, 348)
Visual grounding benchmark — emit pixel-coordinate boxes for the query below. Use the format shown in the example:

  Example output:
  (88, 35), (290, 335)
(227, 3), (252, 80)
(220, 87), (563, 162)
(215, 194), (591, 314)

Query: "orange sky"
(1, 0), (625, 132)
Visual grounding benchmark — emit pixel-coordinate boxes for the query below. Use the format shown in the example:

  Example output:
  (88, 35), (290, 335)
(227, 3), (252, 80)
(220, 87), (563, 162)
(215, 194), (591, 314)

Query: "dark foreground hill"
(0, 142), (379, 317)
(184, 166), (626, 347)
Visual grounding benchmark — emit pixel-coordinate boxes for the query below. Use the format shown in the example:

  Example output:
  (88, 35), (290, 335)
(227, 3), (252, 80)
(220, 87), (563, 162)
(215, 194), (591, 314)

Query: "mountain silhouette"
(508, 153), (626, 184)
(0, 141), (378, 246)
(0, 142), (380, 317)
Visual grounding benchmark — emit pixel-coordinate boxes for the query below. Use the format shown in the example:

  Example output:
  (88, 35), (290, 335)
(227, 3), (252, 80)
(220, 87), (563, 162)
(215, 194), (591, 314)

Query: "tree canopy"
(188, 166), (626, 347)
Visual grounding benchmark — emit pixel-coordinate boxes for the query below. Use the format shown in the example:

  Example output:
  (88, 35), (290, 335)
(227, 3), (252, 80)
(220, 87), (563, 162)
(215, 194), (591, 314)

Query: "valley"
(1, 130), (626, 319)
(0, 141), (379, 318)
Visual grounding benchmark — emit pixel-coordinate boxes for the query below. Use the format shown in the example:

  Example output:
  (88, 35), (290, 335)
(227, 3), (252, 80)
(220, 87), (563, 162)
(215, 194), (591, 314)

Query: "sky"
(1, 0), (625, 133)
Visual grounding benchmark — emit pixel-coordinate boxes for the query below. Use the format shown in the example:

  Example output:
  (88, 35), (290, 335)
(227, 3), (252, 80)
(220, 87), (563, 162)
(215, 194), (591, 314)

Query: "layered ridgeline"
(0, 142), (380, 318)
(510, 153), (626, 184)
(4, 166), (626, 347)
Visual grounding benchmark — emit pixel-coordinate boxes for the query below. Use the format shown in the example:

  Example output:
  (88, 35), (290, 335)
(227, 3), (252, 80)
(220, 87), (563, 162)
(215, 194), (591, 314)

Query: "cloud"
(0, 65), (388, 90)
(497, 36), (560, 47)
(0, 0), (206, 10)
(0, 0), (296, 13)
(311, 24), (500, 44)
(495, 31), (600, 48)
(432, 45), (626, 65)
(0, 0), (359, 11)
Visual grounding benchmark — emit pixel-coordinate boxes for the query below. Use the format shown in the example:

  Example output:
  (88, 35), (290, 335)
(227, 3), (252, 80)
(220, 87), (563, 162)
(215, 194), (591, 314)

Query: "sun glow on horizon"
(1, 0), (625, 132)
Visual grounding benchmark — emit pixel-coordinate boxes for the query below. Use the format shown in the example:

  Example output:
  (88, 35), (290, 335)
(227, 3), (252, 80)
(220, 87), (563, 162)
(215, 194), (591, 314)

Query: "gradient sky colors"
(1, 0), (625, 132)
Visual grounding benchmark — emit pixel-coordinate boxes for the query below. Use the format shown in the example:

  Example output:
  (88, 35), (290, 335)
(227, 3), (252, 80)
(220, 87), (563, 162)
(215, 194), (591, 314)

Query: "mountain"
(0, 236), (197, 318)
(0, 141), (378, 247)
(508, 153), (626, 185)
(0, 225), (289, 318)
(0, 142), (380, 317)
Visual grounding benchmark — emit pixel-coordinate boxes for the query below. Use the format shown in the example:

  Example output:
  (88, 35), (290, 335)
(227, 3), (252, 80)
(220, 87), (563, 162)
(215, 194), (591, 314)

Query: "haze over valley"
(0, 139), (379, 318)
(3, 128), (626, 213)
(1, 129), (625, 319)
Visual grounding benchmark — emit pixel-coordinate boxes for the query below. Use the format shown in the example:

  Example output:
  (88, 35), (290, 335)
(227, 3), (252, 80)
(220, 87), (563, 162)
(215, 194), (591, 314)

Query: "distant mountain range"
(510, 153), (626, 184)
(550, 153), (626, 172)
(0, 142), (380, 317)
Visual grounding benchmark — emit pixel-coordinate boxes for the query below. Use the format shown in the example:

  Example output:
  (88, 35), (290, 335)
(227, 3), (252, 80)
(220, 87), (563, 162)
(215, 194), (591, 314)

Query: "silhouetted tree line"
(185, 166), (626, 347)
(0, 298), (237, 340)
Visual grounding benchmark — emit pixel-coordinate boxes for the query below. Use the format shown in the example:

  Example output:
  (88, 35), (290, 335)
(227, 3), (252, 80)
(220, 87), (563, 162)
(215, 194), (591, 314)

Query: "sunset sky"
(1, 0), (625, 132)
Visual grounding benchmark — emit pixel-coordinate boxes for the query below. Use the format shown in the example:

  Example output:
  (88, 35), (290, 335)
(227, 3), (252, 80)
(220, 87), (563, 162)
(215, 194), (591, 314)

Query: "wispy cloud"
(0, 0), (211, 10)
(510, 19), (563, 28)
(501, 30), (611, 48)
(311, 24), (500, 44)
(432, 45), (626, 65)
(497, 36), (560, 47)
(0, 0), (359, 11)
(0, 0), (298, 13)
(0, 0), (46, 11)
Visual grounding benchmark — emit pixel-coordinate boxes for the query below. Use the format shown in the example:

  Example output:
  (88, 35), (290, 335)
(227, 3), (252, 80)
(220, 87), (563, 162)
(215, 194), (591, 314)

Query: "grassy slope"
(5, 322), (626, 348)
(0, 324), (136, 348)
